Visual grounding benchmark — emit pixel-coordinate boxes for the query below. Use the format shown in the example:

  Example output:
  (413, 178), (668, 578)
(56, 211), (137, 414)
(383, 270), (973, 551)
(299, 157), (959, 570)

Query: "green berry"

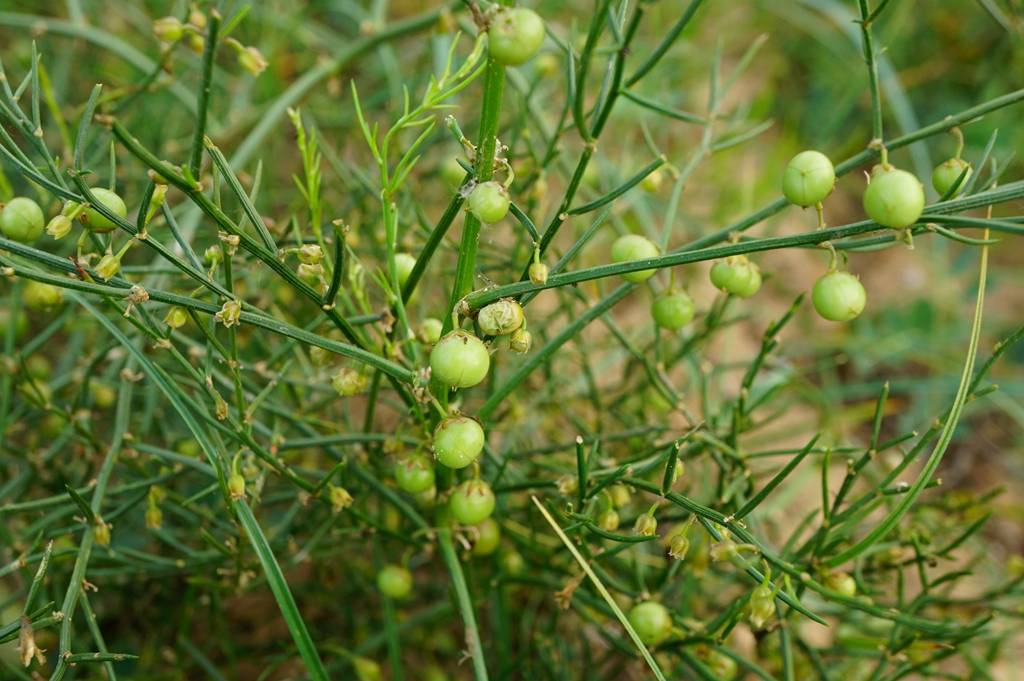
(377, 565), (412, 599)
(641, 168), (665, 193)
(812, 271), (866, 322)
(488, 7), (545, 66)
(395, 454), (436, 494)
(611, 234), (660, 283)
(470, 517), (501, 556)
(0, 307), (28, 337)
(627, 601), (672, 646)
(863, 167), (925, 228)
(826, 571), (857, 597)
(468, 181), (510, 224)
(597, 509), (620, 532)
(709, 256), (761, 298)
(932, 158), (972, 198)
(782, 150), (835, 207)
(650, 290), (695, 330)
(477, 299), (524, 336)
(528, 261), (549, 285)
(80, 188), (127, 233)
(418, 318), (443, 345)
(395, 252), (416, 286)
(441, 156), (467, 191)
(433, 416), (485, 469)
(0, 197), (45, 242)
(706, 650), (737, 681)
(449, 479), (495, 525)
(23, 281), (63, 310)
(429, 330), (490, 388)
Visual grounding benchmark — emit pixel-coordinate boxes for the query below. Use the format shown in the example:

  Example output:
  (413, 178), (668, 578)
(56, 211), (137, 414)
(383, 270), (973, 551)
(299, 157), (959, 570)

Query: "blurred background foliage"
(1, 0), (1024, 678)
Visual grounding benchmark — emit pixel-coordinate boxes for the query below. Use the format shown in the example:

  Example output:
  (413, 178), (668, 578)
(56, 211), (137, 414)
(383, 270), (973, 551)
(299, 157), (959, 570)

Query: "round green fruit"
(395, 454), (435, 494)
(395, 253), (416, 286)
(377, 564), (412, 599)
(0, 197), (45, 242)
(628, 601), (672, 646)
(418, 318), (443, 345)
(467, 181), (510, 224)
(932, 158), (972, 197)
(782, 150), (835, 207)
(470, 517), (501, 556)
(449, 479), (495, 525)
(80, 188), (127, 233)
(429, 330), (490, 388)
(477, 299), (524, 336)
(488, 7), (545, 66)
(611, 234), (660, 283)
(863, 167), (925, 228)
(651, 290), (695, 330)
(23, 281), (63, 309)
(433, 416), (485, 469)
(812, 271), (866, 322)
(709, 256), (761, 298)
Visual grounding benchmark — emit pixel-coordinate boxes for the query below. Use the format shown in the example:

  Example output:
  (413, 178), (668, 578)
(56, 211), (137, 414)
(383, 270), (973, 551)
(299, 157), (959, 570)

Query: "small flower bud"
(633, 513), (657, 537)
(668, 533), (690, 560)
(145, 505), (163, 530)
(204, 245), (223, 265)
(417, 318), (443, 345)
(309, 346), (331, 366)
(215, 300), (242, 327)
(332, 367), (369, 397)
(825, 571), (856, 598)
(609, 484), (631, 508)
(508, 327), (532, 353)
(228, 472), (246, 500)
(46, 214), (73, 240)
(327, 484), (353, 512)
(529, 261), (549, 285)
(556, 475), (577, 496)
(297, 262), (323, 283)
(93, 519), (111, 546)
(164, 306), (188, 329)
(597, 509), (620, 532)
(153, 16), (185, 42)
(748, 584), (776, 629)
(297, 244), (323, 265)
(94, 252), (121, 280)
(238, 46), (268, 77)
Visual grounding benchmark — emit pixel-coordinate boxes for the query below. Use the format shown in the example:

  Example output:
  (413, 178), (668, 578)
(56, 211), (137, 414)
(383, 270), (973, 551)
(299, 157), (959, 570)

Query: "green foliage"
(1, 2), (1024, 680)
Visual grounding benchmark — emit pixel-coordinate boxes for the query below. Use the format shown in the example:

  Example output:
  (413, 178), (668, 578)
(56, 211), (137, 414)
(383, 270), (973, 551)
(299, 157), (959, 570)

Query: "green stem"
(438, 529), (489, 681)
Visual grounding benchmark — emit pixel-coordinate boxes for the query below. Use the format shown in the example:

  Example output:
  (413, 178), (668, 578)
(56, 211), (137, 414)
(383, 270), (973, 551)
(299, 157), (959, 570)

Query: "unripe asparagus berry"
(417, 318), (443, 345)
(395, 252), (416, 286)
(826, 571), (857, 597)
(449, 479), (496, 524)
(650, 290), (695, 330)
(782, 150), (835, 207)
(710, 256), (761, 298)
(610, 234), (659, 283)
(23, 281), (63, 309)
(932, 158), (972, 197)
(470, 517), (501, 556)
(395, 454), (436, 494)
(628, 601), (672, 646)
(488, 7), (545, 66)
(433, 416), (485, 469)
(597, 509), (620, 532)
(508, 327), (532, 353)
(377, 565), (413, 599)
(429, 330), (490, 388)
(812, 271), (866, 322)
(80, 188), (127, 233)
(0, 197), (45, 242)
(863, 166), (925, 228)
(467, 181), (510, 224)
(477, 299), (524, 336)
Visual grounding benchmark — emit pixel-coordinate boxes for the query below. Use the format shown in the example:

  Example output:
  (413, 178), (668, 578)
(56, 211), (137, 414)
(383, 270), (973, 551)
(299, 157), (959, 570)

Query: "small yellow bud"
(153, 16), (184, 42)
(228, 472), (246, 500)
(238, 46), (268, 77)
(164, 306), (188, 329)
(46, 214), (73, 240)
(327, 485), (354, 512)
(215, 299), (242, 327)
(94, 252), (121, 280)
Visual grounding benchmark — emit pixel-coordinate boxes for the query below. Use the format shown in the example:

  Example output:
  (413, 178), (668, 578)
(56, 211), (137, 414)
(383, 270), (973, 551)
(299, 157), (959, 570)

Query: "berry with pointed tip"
(449, 479), (496, 524)
(610, 234), (660, 283)
(863, 166), (925, 228)
(433, 416), (485, 469)
(812, 271), (866, 322)
(429, 330), (490, 388)
(0, 197), (44, 242)
(782, 150), (835, 207)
